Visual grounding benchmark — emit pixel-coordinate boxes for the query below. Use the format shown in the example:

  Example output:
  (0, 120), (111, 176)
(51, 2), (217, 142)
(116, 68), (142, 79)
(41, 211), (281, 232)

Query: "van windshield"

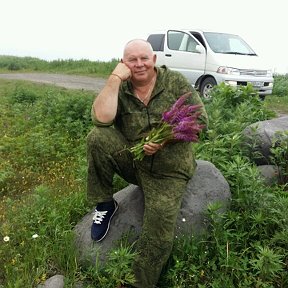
(203, 32), (256, 55)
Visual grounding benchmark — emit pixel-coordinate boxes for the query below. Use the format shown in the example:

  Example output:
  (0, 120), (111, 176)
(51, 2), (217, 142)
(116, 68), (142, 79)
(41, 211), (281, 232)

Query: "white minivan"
(147, 29), (274, 98)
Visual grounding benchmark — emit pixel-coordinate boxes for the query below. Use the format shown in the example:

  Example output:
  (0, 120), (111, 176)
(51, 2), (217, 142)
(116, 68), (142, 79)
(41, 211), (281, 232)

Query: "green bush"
(37, 89), (94, 138)
(10, 84), (38, 105)
(0, 55), (118, 76)
(270, 130), (288, 184)
(0, 55), (49, 71)
(273, 74), (288, 97)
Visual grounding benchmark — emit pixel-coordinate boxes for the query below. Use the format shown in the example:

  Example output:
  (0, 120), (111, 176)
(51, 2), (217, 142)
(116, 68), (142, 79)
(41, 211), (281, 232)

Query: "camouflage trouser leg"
(87, 126), (188, 287)
(86, 126), (137, 205)
(132, 169), (188, 288)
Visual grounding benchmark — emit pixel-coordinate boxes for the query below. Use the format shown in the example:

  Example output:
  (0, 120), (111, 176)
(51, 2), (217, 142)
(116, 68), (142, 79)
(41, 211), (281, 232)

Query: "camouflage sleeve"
(91, 106), (114, 127)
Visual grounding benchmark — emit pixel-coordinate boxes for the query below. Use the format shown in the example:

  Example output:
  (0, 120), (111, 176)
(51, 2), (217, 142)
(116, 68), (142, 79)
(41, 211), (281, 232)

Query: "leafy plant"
(10, 84), (38, 105)
(85, 244), (137, 287)
(272, 74), (288, 97)
(270, 130), (288, 185)
(250, 245), (284, 282)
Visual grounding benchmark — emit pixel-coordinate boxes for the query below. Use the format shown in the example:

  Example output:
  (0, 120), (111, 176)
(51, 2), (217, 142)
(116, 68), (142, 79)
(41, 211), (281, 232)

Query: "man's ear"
(153, 54), (157, 63)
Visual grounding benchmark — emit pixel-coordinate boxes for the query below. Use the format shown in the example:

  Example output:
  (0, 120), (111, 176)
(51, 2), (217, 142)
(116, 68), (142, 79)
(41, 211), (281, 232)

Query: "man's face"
(122, 41), (156, 82)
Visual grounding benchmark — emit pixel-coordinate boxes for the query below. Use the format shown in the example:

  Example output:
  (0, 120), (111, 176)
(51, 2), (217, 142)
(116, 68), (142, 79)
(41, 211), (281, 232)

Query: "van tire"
(200, 77), (217, 99)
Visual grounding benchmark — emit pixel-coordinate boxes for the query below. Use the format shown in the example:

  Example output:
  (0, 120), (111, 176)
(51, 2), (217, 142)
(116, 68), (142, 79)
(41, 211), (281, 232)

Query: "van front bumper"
(214, 73), (274, 96)
(224, 80), (273, 96)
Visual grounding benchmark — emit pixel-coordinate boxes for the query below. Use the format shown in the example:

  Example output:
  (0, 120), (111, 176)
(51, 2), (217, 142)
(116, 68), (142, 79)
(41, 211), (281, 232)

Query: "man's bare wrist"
(111, 73), (123, 81)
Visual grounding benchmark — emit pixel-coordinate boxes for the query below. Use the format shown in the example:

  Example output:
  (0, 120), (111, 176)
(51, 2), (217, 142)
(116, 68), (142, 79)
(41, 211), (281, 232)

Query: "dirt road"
(1, 72), (287, 118)
(0, 72), (106, 92)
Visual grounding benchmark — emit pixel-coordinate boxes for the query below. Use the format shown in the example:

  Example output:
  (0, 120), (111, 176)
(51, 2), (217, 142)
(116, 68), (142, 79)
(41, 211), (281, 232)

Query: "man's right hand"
(111, 62), (131, 81)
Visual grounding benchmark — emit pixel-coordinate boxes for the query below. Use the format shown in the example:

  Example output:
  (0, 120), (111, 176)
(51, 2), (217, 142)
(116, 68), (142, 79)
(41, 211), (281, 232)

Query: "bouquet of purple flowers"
(130, 92), (206, 160)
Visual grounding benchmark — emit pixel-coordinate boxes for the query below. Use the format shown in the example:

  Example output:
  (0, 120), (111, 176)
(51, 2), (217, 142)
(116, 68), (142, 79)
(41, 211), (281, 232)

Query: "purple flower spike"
(162, 93), (191, 124)
(130, 92), (206, 161)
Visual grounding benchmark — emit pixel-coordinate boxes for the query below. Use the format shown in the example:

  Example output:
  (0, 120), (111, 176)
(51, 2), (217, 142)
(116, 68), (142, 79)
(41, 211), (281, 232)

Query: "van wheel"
(259, 95), (266, 101)
(200, 77), (217, 99)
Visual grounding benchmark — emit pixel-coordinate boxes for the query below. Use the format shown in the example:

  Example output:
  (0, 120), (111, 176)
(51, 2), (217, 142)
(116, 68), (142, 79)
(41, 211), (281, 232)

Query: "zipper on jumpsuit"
(144, 106), (155, 172)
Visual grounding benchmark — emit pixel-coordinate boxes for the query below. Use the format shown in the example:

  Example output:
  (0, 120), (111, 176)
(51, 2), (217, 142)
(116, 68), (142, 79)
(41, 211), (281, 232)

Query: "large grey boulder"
(74, 160), (231, 266)
(242, 115), (288, 165)
(176, 159), (230, 236)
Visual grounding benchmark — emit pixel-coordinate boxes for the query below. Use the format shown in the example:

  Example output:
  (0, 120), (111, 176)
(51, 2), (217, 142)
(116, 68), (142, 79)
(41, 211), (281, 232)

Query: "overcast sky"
(1, 0), (287, 73)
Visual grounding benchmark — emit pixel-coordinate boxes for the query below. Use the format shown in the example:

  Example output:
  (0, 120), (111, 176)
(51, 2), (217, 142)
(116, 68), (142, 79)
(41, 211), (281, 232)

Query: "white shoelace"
(92, 210), (108, 224)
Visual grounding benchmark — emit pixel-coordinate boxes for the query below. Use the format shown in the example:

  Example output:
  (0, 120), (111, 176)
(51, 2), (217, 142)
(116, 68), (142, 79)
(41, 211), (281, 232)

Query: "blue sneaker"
(91, 199), (118, 242)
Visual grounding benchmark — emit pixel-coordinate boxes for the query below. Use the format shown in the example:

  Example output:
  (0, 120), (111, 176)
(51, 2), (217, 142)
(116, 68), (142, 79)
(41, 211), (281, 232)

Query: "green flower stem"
(130, 123), (174, 160)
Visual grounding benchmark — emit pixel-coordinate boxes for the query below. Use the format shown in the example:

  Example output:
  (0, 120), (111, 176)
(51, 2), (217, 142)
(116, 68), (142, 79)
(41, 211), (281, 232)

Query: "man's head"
(122, 39), (156, 84)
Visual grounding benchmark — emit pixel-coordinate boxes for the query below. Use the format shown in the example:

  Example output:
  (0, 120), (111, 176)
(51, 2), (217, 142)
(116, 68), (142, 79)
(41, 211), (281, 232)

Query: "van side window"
(167, 31), (183, 50)
(167, 31), (198, 53)
(147, 34), (165, 51)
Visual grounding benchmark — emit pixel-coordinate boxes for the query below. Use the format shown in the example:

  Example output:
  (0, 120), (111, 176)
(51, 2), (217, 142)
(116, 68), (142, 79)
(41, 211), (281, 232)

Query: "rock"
(37, 275), (64, 288)
(74, 160), (231, 267)
(74, 185), (145, 266)
(176, 160), (231, 236)
(257, 165), (280, 186)
(242, 116), (288, 165)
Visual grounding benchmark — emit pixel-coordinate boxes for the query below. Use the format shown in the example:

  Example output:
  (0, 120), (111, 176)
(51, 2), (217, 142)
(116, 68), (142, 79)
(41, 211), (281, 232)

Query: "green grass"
(0, 57), (288, 287)
(0, 55), (119, 77)
(265, 95), (288, 115)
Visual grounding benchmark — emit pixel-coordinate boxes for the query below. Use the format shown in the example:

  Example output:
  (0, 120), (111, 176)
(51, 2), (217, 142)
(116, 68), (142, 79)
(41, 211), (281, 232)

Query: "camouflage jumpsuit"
(87, 66), (208, 288)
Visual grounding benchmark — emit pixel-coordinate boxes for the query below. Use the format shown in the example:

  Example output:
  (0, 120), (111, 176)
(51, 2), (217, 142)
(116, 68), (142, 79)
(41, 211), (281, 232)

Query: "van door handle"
(165, 54), (172, 57)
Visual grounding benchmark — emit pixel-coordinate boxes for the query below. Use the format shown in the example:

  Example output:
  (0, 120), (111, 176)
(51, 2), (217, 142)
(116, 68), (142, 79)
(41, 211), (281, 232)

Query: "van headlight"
(267, 70), (273, 77)
(217, 66), (240, 75)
